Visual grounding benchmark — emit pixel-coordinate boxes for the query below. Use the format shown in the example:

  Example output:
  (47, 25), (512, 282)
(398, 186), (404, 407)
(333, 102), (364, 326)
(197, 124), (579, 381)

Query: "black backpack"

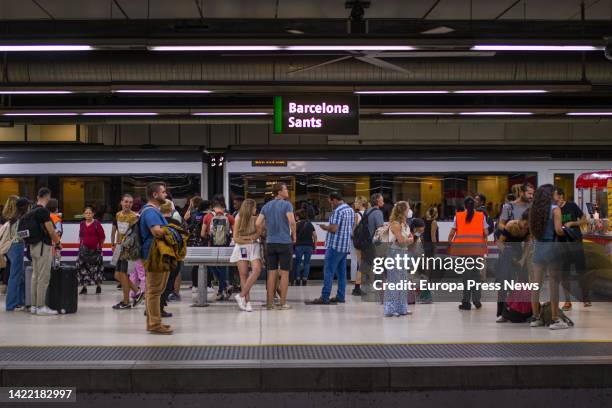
(17, 208), (46, 246)
(352, 209), (372, 250)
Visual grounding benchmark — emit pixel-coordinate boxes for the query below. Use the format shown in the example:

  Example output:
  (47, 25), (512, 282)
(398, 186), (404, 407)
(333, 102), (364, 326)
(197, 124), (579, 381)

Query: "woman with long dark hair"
(448, 196), (489, 311)
(528, 184), (567, 330)
(3, 196), (30, 311)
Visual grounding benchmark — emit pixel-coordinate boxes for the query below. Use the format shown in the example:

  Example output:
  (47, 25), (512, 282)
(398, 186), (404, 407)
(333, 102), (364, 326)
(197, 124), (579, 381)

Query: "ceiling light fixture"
(287, 45), (416, 51)
(149, 46), (282, 51)
(459, 112), (534, 115)
(0, 90), (74, 95)
(382, 112), (455, 115)
(2, 112), (78, 116)
(355, 90), (449, 94)
(566, 112), (612, 116)
(471, 45), (602, 51)
(453, 90), (548, 94)
(0, 45), (93, 51)
(192, 112), (270, 116)
(114, 90), (212, 94)
(82, 112), (159, 116)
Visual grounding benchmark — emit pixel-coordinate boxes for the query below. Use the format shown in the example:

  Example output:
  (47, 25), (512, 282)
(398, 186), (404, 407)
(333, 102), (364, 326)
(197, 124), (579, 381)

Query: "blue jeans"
(6, 242), (25, 311)
(293, 246), (313, 281)
(321, 247), (348, 301)
(210, 266), (227, 293)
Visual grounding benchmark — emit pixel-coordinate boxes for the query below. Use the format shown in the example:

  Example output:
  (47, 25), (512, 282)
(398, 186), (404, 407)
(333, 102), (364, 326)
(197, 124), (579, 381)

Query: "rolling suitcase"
(46, 264), (78, 314)
(25, 265), (32, 307)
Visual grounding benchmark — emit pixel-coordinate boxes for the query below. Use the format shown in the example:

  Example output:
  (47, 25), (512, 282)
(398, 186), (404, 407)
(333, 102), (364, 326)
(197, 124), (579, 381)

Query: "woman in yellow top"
(231, 199), (262, 312)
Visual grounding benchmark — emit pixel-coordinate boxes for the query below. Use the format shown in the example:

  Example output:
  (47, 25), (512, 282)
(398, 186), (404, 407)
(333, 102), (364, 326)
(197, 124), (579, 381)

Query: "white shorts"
(230, 243), (262, 263)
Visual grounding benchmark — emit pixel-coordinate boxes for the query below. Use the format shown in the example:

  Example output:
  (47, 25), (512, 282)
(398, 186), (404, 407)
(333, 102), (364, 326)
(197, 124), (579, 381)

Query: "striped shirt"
(325, 203), (355, 253)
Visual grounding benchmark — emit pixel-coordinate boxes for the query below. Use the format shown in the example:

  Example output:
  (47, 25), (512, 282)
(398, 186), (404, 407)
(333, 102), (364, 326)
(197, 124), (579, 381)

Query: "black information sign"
(274, 94), (359, 135)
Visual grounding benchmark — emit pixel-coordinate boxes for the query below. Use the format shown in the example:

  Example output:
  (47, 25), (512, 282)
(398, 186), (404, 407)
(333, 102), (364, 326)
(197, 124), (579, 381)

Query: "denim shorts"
(532, 239), (558, 266)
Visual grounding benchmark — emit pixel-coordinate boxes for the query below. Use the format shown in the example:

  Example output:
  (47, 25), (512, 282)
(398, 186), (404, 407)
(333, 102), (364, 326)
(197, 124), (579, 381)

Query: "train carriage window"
(122, 174), (200, 214)
(554, 174), (575, 202)
(60, 177), (112, 221)
(0, 177), (36, 208)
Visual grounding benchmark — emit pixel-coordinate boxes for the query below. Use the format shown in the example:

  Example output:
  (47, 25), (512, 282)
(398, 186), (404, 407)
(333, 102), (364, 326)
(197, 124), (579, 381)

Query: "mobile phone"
(240, 247), (248, 259)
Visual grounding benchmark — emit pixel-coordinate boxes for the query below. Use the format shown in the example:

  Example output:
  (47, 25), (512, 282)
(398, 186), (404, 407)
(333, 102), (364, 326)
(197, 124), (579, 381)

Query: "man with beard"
(140, 182), (171, 335)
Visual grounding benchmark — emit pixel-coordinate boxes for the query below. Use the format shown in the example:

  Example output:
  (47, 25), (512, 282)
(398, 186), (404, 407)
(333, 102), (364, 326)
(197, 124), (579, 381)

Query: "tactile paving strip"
(1, 342), (611, 362)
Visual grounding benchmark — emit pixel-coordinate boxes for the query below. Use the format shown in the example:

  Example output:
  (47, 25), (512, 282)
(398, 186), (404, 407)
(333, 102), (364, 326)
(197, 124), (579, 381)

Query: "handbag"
(110, 243), (122, 266)
(79, 245), (100, 265)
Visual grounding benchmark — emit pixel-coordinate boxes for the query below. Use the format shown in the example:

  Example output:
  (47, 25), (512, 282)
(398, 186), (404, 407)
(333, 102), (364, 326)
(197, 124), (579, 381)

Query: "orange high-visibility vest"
(450, 210), (487, 257)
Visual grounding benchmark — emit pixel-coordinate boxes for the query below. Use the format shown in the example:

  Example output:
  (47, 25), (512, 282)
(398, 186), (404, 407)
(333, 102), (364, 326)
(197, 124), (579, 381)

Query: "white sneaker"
(496, 315), (508, 323)
(530, 317), (544, 327)
(549, 319), (569, 330)
(36, 306), (58, 316)
(30, 306), (37, 315)
(234, 294), (246, 311)
(245, 302), (253, 312)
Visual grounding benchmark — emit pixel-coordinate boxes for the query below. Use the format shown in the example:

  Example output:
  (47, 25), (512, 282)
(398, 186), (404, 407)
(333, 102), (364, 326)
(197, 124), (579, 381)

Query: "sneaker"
(13, 305), (26, 312)
(549, 319), (569, 330)
(133, 292), (145, 307)
(96, 286), (102, 295)
(167, 293), (181, 302)
(112, 302), (131, 310)
(79, 287), (87, 295)
(302, 279), (308, 286)
(245, 302), (253, 312)
(584, 301), (592, 307)
(496, 315), (508, 323)
(116, 283), (122, 290)
(29, 306), (37, 315)
(276, 303), (292, 310)
(264, 304), (275, 310)
(330, 297), (345, 304)
(473, 301), (482, 309)
(352, 287), (363, 296)
(530, 317), (545, 327)
(458, 302), (471, 310)
(36, 306), (58, 316)
(234, 294), (246, 311)
(161, 310), (173, 318)
(562, 301), (572, 311)
(399, 310), (413, 316)
(310, 297), (330, 305)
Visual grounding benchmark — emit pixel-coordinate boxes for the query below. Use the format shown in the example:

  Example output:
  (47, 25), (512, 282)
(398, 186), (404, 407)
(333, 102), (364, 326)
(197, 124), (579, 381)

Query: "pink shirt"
(79, 220), (106, 250)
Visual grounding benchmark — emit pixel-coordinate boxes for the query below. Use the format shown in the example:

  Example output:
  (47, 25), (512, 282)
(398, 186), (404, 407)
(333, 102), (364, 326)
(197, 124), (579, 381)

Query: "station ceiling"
(1, 0), (612, 123)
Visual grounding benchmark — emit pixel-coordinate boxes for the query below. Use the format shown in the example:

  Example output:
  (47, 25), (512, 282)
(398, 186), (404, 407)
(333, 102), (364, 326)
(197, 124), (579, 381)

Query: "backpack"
(540, 302), (574, 327)
(209, 212), (230, 247)
(17, 208), (46, 246)
(119, 206), (155, 261)
(352, 209), (372, 250)
(187, 210), (210, 247)
(0, 221), (12, 255)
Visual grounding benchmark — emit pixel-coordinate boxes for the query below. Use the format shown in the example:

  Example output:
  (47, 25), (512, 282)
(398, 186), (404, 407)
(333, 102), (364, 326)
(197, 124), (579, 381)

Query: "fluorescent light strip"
(82, 112), (159, 116)
(459, 112), (533, 115)
(3, 113), (78, 116)
(150, 45), (416, 52)
(150, 46), (281, 51)
(286, 45), (416, 51)
(115, 90), (212, 94)
(0, 91), (74, 95)
(0, 45), (93, 51)
(356, 90), (449, 94)
(453, 90), (548, 94)
(192, 112), (270, 116)
(382, 112), (455, 115)
(472, 45), (602, 51)
(566, 112), (612, 116)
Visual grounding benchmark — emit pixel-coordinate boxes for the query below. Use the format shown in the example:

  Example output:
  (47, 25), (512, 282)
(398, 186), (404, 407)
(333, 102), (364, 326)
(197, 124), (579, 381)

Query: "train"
(1, 145), (610, 262)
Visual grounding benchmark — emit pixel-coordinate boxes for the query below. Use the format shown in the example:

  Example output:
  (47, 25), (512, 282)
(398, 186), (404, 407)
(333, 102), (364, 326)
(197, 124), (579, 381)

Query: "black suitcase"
(46, 265), (78, 314)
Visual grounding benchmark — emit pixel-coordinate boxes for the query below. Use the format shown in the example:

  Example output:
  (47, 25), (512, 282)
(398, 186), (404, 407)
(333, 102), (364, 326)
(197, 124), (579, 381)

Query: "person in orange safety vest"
(448, 196), (489, 311)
